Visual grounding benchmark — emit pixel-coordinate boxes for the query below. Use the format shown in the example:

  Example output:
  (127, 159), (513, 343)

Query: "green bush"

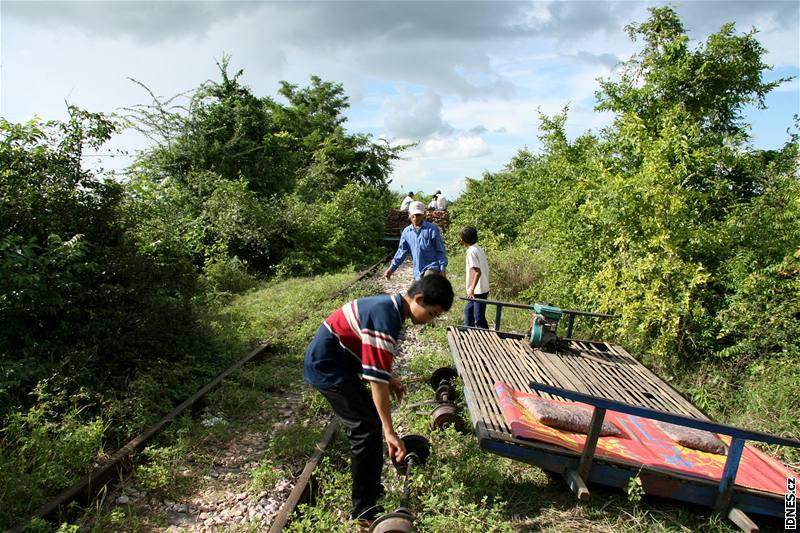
(277, 184), (391, 276)
(204, 255), (258, 294)
(0, 384), (105, 527)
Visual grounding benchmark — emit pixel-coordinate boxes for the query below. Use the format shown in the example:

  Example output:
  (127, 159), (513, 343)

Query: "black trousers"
(317, 380), (384, 518)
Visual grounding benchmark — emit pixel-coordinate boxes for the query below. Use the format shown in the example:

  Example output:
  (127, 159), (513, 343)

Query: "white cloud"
(412, 134), (492, 160)
(383, 89), (453, 139)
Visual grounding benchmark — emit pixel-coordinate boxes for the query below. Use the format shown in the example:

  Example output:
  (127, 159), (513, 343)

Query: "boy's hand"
(383, 268), (394, 280)
(389, 378), (405, 402)
(385, 430), (406, 464)
(467, 288), (475, 299)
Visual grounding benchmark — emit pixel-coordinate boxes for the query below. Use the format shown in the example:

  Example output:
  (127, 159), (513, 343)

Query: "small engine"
(529, 303), (563, 348)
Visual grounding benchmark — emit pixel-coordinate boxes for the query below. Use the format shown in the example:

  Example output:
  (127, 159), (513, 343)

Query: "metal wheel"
(434, 383), (455, 403)
(391, 434), (431, 472)
(368, 512), (414, 533)
(429, 367), (458, 390)
(431, 402), (463, 431)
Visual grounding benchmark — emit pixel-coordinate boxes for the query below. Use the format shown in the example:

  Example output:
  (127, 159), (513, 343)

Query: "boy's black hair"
(460, 226), (478, 245)
(407, 191), (414, 197)
(407, 274), (454, 311)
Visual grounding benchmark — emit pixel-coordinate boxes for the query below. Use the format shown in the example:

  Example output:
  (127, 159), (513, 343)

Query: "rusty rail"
(268, 419), (341, 532)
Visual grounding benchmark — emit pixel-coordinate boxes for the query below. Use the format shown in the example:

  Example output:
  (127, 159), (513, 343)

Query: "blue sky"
(2, 1), (798, 200)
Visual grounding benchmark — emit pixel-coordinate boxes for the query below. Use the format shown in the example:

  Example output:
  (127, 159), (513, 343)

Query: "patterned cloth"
(495, 381), (797, 496)
(303, 294), (404, 389)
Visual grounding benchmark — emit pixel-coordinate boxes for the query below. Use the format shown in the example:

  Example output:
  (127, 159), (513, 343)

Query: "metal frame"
(528, 382), (800, 517)
(458, 296), (613, 336)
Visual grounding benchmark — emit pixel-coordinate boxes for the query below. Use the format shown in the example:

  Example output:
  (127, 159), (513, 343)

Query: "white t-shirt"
(400, 196), (413, 210)
(436, 195), (448, 210)
(465, 244), (489, 294)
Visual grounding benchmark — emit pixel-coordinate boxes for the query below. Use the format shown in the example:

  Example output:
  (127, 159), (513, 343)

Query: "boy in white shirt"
(460, 226), (489, 328)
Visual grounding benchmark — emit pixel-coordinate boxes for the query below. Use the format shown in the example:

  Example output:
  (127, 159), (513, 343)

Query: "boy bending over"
(303, 275), (454, 525)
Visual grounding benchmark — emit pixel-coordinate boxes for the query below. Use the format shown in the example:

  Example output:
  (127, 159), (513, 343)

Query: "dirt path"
(105, 261), (420, 532)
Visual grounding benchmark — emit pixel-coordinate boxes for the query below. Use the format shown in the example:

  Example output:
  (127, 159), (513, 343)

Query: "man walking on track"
(384, 201), (448, 280)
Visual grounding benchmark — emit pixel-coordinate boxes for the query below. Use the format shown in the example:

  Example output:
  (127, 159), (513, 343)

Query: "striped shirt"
(303, 293), (404, 389)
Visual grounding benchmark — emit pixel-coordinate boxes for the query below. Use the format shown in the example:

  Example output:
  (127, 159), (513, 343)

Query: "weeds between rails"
(10, 254), (392, 533)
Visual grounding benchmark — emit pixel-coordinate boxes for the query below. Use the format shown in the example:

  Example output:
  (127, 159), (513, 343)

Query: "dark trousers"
(464, 292), (490, 329)
(317, 380), (384, 519)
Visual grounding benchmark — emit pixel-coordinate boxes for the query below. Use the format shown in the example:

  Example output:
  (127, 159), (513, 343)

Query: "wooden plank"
(459, 330), (504, 429)
(570, 340), (692, 414)
(571, 342), (662, 408)
(520, 343), (581, 400)
(450, 331), (495, 430)
(727, 506), (759, 533)
(563, 468), (591, 501)
(578, 408), (607, 481)
(448, 330), (487, 431)
(505, 341), (559, 399)
(606, 344), (708, 419)
(555, 349), (621, 400)
(534, 346), (592, 395)
(480, 329), (532, 392)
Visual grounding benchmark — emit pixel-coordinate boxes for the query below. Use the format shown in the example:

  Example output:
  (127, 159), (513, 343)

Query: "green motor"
(529, 303), (563, 348)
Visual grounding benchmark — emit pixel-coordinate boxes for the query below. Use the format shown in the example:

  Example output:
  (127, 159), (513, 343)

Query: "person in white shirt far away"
(434, 190), (448, 210)
(399, 192), (414, 211)
(460, 226), (489, 329)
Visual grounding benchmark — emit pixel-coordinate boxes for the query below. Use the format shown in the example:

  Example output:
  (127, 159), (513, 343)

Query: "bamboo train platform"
(446, 320), (799, 533)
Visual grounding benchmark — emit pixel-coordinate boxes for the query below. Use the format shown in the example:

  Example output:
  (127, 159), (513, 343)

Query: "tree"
(597, 6), (790, 139)
(127, 61), (408, 272)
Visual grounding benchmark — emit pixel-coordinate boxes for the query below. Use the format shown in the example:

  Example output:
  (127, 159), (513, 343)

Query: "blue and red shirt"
(304, 293), (405, 389)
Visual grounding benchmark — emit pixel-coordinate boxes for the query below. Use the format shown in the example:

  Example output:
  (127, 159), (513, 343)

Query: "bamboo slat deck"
(447, 326), (707, 440)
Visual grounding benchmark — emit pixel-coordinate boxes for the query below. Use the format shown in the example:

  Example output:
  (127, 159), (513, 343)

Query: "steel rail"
(268, 419), (341, 533)
(10, 252), (391, 533)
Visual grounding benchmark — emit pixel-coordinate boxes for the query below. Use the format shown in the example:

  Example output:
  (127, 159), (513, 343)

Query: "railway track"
(10, 253), (398, 533)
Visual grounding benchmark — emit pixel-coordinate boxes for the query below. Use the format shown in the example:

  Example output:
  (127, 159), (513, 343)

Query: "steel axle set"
(428, 367), (463, 431)
(369, 434), (431, 533)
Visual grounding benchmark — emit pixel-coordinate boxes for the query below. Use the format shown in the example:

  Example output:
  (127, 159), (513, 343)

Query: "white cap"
(408, 201), (426, 215)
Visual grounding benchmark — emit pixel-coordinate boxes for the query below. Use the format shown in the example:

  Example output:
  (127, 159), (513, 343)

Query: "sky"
(2, 1), (798, 200)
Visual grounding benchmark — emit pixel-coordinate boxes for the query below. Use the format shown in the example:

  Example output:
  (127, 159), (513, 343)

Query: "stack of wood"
(385, 209), (450, 236)
(426, 209), (450, 232)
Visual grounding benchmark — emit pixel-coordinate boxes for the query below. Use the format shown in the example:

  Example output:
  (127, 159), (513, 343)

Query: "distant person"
(460, 226), (490, 329)
(384, 201), (448, 280)
(427, 194), (439, 210)
(434, 189), (448, 210)
(399, 192), (414, 211)
(304, 275), (454, 527)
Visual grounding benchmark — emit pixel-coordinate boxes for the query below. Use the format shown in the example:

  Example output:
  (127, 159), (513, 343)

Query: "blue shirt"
(304, 294), (405, 390)
(389, 220), (448, 279)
